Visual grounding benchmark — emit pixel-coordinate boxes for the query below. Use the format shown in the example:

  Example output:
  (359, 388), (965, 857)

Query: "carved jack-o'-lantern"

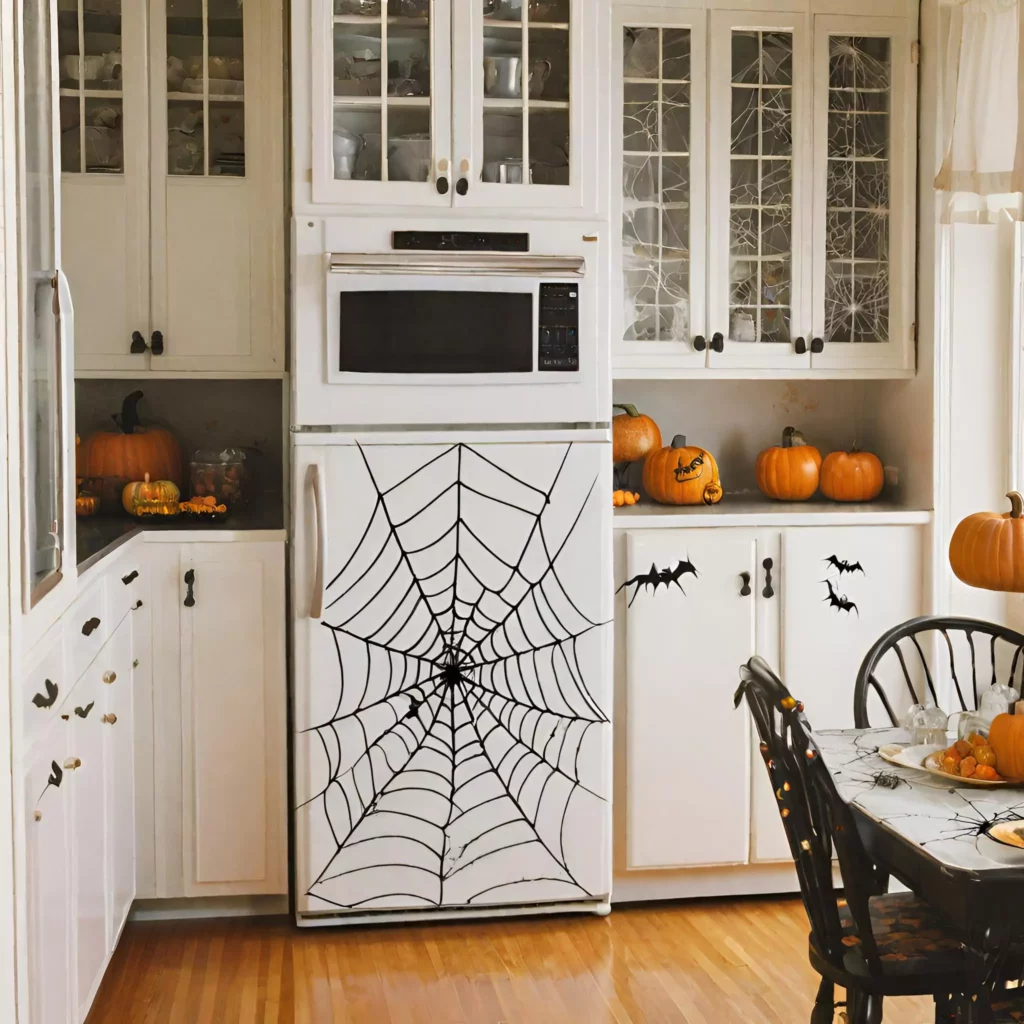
(643, 435), (723, 506)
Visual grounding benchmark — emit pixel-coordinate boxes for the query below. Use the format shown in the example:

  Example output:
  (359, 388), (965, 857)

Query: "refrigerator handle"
(309, 463), (327, 619)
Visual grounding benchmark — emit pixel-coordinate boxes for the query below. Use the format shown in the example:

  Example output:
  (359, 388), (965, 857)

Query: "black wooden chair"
(737, 655), (970, 1023)
(854, 616), (1024, 729)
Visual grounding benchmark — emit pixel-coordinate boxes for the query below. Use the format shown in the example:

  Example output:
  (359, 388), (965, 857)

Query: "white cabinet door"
(707, 11), (812, 370)
(293, 440), (612, 914)
(103, 615), (135, 942)
(179, 541), (286, 896)
(312, 0), (454, 207)
(23, 716), (72, 1024)
(612, 8), (708, 374)
(623, 528), (756, 870)
(810, 16), (914, 372)
(69, 668), (108, 1019)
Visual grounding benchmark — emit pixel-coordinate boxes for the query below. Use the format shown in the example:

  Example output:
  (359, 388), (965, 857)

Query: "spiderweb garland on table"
(298, 442), (610, 911)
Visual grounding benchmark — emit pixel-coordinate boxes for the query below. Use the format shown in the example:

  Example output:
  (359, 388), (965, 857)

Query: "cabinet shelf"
(483, 18), (569, 30)
(332, 14), (428, 26)
(59, 87), (123, 99)
(483, 97), (569, 110)
(333, 95), (430, 108)
(167, 90), (244, 103)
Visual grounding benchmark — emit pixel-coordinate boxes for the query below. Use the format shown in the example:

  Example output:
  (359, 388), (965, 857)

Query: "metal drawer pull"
(31, 679), (59, 708)
(102, 713), (117, 725)
(762, 558), (775, 599)
(132, 659), (139, 668)
(739, 572), (751, 597)
(63, 757), (81, 771)
(133, 599), (143, 610)
(102, 671), (117, 684)
(73, 702), (94, 719)
(184, 569), (195, 608)
(121, 569), (139, 585)
(81, 617), (101, 636)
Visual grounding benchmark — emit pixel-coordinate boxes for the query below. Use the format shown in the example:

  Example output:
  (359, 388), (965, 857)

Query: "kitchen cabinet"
(612, 6), (915, 377)
(308, 0), (597, 212)
(60, 0), (285, 374)
(621, 522), (924, 872)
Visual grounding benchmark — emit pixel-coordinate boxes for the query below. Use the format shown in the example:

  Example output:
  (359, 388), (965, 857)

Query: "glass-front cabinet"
(311, 0), (593, 209)
(59, 0), (284, 373)
(613, 7), (914, 377)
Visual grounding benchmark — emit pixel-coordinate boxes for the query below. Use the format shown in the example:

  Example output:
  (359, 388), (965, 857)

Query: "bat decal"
(824, 579), (858, 616)
(673, 455), (704, 481)
(617, 559), (699, 607)
(824, 555), (864, 576)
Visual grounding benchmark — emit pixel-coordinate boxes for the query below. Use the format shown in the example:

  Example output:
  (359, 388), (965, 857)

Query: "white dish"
(877, 743), (945, 773)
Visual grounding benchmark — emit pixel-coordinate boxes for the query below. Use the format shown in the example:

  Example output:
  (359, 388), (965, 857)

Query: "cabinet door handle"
(102, 670), (117, 684)
(710, 333), (724, 353)
(810, 336), (824, 354)
(455, 178), (469, 196)
(435, 176), (449, 195)
(150, 330), (164, 355)
(762, 557), (774, 599)
(133, 599), (143, 610)
(692, 335), (706, 352)
(82, 616), (101, 636)
(63, 757), (82, 771)
(794, 337), (807, 354)
(31, 679), (59, 709)
(74, 702), (95, 719)
(310, 463), (327, 619)
(183, 568), (196, 608)
(102, 713), (117, 725)
(121, 569), (139, 585)
(130, 330), (147, 354)
(739, 572), (751, 597)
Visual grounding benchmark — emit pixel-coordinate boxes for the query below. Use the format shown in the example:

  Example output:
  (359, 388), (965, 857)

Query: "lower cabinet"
(622, 522), (925, 873)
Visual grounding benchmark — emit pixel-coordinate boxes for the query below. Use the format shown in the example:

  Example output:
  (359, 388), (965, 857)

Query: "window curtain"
(935, 0), (1024, 195)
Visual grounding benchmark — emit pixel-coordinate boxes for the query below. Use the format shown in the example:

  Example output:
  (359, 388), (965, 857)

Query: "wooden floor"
(86, 897), (933, 1023)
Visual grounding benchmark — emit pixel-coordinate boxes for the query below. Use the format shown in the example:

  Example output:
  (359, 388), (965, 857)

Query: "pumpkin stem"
(1008, 491), (1024, 519)
(119, 390), (145, 435)
(670, 435), (687, 449)
(613, 403), (640, 418)
(781, 426), (807, 448)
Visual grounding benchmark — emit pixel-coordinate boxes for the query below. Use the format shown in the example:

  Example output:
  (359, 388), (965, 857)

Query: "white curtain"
(935, 0), (1024, 195)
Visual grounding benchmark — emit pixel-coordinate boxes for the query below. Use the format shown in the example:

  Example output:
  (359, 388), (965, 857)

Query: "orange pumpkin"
(755, 427), (822, 501)
(75, 492), (99, 517)
(949, 491), (1024, 592)
(77, 391), (183, 508)
(612, 404), (662, 464)
(987, 702), (1024, 779)
(643, 435), (723, 506)
(819, 446), (884, 502)
(122, 474), (181, 517)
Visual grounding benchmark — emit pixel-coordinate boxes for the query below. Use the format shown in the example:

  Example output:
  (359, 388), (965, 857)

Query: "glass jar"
(188, 448), (247, 508)
(903, 704), (948, 746)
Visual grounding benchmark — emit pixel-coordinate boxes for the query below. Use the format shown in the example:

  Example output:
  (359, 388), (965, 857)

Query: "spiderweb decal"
(298, 442), (610, 911)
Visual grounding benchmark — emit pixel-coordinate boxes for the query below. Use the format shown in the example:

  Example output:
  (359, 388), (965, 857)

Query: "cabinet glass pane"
(729, 30), (792, 344)
(332, 2), (431, 182)
(22, 0), (64, 598)
(480, 0), (570, 187)
(621, 27), (690, 343)
(166, 0), (245, 176)
(824, 36), (890, 344)
(57, 0), (123, 175)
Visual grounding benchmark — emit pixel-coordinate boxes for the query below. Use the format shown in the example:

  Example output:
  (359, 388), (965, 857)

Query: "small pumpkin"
(75, 492), (99, 517)
(755, 427), (822, 501)
(949, 491), (1024, 592)
(643, 435), (723, 506)
(612, 403), (662, 464)
(122, 473), (180, 517)
(819, 445), (884, 502)
(987, 701), (1024, 779)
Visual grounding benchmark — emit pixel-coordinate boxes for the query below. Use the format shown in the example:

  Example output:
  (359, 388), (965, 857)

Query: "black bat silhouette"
(824, 579), (858, 615)
(673, 454), (704, 481)
(824, 555), (864, 576)
(617, 559), (699, 607)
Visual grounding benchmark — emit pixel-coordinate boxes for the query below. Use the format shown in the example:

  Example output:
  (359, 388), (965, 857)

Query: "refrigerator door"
(293, 437), (612, 919)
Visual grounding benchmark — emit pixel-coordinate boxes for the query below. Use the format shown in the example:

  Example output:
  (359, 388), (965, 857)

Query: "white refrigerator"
(291, 431), (612, 925)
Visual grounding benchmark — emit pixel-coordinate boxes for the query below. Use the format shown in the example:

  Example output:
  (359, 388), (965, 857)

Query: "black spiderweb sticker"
(297, 442), (610, 912)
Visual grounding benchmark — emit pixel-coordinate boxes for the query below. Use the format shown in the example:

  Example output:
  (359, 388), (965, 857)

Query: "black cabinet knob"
(130, 330), (147, 354)
(121, 569), (139, 585)
(811, 337), (824, 353)
(762, 558), (774, 599)
(455, 178), (469, 196)
(81, 617), (101, 637)
(692, 335), (706, 352)
(739, 572), (751, 597)
(710, 333), (724, 353)
(183, 569), (195, 608)
(794, 337), (807, 354)
(150, 330), (164, 355)
(435, 176), (449, 195)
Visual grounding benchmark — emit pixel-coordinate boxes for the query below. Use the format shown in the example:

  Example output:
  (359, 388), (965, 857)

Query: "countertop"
(77, 504), (287, 574)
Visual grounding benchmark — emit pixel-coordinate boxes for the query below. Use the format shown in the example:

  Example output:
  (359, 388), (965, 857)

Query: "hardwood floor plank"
(86, 898), (936, 1024)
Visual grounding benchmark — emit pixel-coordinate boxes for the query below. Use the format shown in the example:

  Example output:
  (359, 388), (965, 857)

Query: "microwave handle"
(309, 463), (327, 619)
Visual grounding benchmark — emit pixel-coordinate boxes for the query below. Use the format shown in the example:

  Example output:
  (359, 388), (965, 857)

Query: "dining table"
(817, 727), (1024, 1023)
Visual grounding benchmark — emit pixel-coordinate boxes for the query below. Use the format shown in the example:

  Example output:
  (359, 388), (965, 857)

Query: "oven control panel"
(538, 283), (579, 372)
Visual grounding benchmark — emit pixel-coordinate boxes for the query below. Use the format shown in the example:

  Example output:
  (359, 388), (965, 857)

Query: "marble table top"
(816, 727), (1024, 876)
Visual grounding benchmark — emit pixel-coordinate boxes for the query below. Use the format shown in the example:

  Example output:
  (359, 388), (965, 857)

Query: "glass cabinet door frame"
(707, 9), (812, 371)
(810, 13), (914, 372)
(611, 5), (707, 374)
(309, 0), (453, 207)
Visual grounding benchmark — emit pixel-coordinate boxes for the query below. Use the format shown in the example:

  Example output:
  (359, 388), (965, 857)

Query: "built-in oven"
(292, 221), (607, 428)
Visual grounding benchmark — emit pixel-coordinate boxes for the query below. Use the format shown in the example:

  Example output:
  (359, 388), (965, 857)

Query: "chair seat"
(837, 892), (965, 977)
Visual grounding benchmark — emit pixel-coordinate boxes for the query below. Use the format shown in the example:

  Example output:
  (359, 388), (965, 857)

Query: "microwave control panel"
(538, 283), (579, 372)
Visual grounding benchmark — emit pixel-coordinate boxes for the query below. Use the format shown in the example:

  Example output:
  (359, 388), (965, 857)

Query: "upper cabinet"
(308, 0), (597, 212)
(59, 0), (285, 375)
(613, 6), (915, 378)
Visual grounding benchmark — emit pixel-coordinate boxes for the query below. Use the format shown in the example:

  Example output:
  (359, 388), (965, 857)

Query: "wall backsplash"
(75, 379), (285, 510)
(612, 379), (889, 497)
